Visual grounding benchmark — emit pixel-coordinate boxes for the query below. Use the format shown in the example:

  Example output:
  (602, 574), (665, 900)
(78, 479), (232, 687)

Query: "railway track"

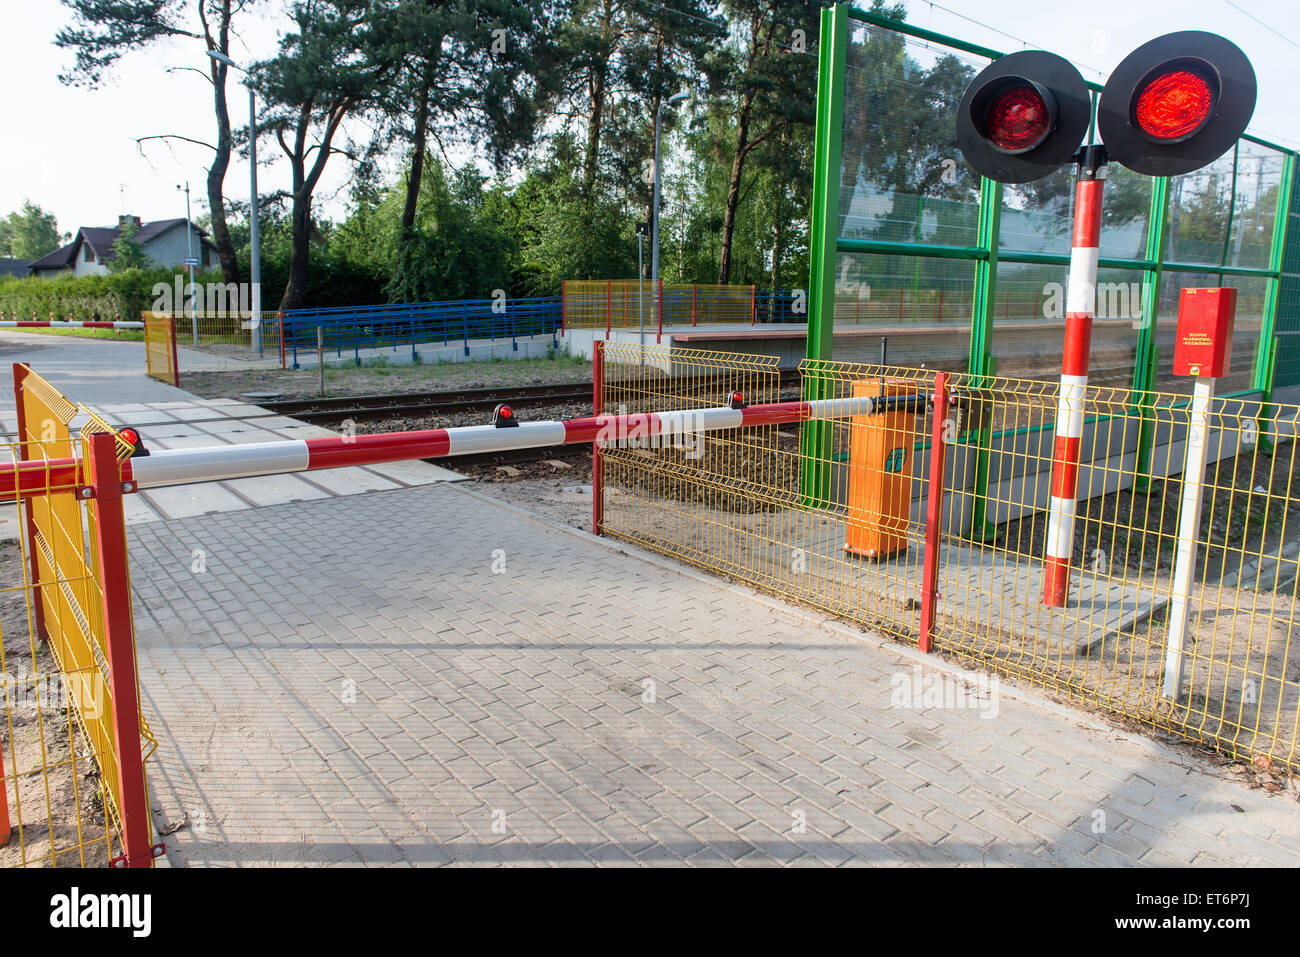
(260, 382), (596, 424)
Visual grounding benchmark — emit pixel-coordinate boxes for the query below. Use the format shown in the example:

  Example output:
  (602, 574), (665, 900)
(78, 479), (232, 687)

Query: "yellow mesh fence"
(146, 309), (279, 373)
(143, 312), (177, 387)
(598, 345), (1300, 771)
(3, 367), (157, 867)
(565, 281), (755, 330)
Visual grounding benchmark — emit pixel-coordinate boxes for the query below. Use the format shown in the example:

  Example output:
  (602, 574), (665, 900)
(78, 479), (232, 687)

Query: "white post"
(1162, 376), (1217, 699)
(183, 182), (198, 346)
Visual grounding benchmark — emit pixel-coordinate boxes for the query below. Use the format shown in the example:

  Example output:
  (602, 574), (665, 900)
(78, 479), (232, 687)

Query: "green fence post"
(1132, 174), (1170, 493)
(1252, 151), (1297, 451)
(800, 2), (848, 509)
(966, 177), (1000, 542)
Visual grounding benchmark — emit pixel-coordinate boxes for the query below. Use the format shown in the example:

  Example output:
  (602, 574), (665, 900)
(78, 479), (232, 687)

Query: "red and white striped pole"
(0, 320), (144, 330)
(1043, 147), (1106, 607)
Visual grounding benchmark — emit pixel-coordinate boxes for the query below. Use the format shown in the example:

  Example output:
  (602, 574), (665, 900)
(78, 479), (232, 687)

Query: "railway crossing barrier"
(5, 340), (1299, 867)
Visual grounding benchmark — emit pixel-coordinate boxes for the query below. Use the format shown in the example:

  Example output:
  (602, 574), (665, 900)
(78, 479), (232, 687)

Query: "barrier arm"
(0, 395), (888, 497)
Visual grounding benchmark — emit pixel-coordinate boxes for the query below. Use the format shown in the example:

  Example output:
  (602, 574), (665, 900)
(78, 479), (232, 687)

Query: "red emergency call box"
(1172, 287), (1237, 378)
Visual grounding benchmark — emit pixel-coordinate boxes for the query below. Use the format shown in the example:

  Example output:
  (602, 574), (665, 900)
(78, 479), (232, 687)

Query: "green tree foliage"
(0, 202), (64, 260)
(108, 219), (150, 272)
(502, 136), (638, 294)
(255, 0), (398, 311)
(703, 0), (828, 282)
(0, 267), (213, 321)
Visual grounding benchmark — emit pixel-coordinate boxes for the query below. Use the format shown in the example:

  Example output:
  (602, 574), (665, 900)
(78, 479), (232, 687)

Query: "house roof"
(28, 241), (77, 271)
(0, 258), (31, 278)
(27, 218), (216, 271)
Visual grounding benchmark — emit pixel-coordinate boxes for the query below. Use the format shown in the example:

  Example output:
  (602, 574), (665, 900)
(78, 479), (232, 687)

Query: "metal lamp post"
(207, 49), (261, 356)
(177, 182), (198, 345)
(652, 91), (690, 326)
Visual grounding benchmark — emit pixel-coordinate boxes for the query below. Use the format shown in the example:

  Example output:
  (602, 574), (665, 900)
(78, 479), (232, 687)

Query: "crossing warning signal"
(955, 50), (1091, 184)
(1097, 31), (1256, 177)
(956, 31), (1256, 183)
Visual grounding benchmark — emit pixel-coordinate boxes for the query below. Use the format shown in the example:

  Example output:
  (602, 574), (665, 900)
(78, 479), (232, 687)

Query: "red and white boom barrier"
(0, 320), (144, 330)
(0, 395), (881, 498)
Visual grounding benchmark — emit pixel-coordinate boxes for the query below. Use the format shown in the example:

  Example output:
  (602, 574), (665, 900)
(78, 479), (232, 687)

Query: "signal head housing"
(956, 50), (1091, 184)
(1098, 31), (1256, 177)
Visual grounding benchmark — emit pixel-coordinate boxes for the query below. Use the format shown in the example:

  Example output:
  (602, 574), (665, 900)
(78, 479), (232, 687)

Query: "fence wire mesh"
(598, 345), (1300, 771)
(565, 281), (756, 330)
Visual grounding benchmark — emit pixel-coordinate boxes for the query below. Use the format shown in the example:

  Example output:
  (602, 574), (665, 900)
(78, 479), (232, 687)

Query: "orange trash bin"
(844, 378), (920, 560)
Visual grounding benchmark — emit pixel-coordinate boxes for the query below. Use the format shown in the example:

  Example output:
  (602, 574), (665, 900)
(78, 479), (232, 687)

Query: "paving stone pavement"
(128, 481), (1300, 867)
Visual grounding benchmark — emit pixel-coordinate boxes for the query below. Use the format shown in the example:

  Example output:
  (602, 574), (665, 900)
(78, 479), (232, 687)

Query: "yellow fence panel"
(564, 281), (756, 331)
(143, 312), (178, 387)
(3, 365), (157, 867)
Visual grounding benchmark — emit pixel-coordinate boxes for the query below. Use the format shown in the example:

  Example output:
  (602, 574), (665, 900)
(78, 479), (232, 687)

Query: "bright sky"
(0, 0), (1296, 240)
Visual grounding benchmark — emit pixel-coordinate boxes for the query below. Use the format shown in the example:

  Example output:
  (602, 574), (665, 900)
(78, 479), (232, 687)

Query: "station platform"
(561, 322), (974, 369)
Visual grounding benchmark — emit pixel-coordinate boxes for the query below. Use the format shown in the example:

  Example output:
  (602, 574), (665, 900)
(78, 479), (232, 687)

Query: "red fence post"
(919, 371), (949, 654)
(605, 280), (612, 340)
(592, 340), (604, 536)
(561, 280), (567, 338)
(87, 432), (154, 867)
(751, 284), (756, 325)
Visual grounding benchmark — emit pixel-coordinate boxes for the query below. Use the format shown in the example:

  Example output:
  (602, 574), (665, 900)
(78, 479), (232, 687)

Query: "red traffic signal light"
(983, 82), (1053, 152)
(955, 50), (1090, 184)
(1098, 31), (1255, 177)
(1133, 68), (1213, 141)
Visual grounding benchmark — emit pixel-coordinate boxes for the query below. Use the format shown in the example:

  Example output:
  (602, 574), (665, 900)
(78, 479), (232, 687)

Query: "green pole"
(1132, 174), (1171, 493)
(1252, 151), (1297, 449)
(800, 2), (848, 508)
(966, 176), (1000, 541)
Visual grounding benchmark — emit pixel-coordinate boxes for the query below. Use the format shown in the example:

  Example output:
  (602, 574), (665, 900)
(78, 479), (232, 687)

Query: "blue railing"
(282, 296), (562, 367)
(755, 290), (805, 324)
(282, 290), (804, 367)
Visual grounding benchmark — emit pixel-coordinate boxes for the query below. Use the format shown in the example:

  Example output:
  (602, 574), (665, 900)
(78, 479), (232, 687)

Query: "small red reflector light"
(984, 84), (1051, 152)
(1135, 69), (1212, 140)
(499, 406), (512, 418)
(120, 429), (138, 445)
(731, 392), (742, 403)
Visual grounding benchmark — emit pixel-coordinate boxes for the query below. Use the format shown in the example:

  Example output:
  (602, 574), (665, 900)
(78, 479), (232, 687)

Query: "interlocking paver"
(124, 481), (1300, 866)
